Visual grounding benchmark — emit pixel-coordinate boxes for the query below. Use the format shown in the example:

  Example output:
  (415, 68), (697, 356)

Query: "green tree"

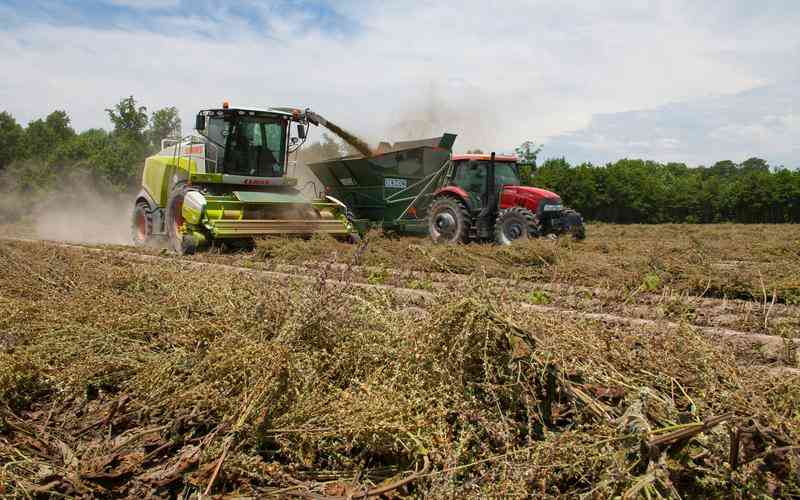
(148, 106), (181, 151)
(106, 96), (148, 142)
(22, 110), (75, 160)
(515, 140), (542, 185)
(45, 110), (75, 143)
(0, 111), (24, 169)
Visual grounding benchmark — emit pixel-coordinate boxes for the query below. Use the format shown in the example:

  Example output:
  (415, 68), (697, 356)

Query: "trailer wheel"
(429, 196), (471, 244)
(166, 184), (192, 253)
(131, 201), (152, 246)
(494, 206), (537, 245)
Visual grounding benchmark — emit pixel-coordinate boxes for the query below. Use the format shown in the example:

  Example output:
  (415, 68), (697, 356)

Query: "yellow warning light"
(222, 100), (230, 109)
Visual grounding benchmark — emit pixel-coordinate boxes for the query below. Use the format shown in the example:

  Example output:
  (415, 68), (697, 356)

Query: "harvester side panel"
(143, 157), (176, 207)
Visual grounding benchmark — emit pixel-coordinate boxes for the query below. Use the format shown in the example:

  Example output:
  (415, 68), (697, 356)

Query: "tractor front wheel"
(429, 196), (471, 244)
(131, 201), (153, 247)
(494, 206), (537, 245)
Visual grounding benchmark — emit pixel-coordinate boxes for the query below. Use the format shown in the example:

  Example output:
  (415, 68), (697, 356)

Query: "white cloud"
(102, 0), (180, 9)
(0, 0), (798, 165)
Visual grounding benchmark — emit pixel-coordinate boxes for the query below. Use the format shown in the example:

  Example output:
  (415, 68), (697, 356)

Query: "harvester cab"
(429, 153), (586, 244)
(131, 102), (356, 254)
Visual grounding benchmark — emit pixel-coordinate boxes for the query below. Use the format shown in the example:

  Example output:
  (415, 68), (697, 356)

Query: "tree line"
(515, 141), (800, 223)
(0, 96), (180, 194)
(1, 97), (798, 224)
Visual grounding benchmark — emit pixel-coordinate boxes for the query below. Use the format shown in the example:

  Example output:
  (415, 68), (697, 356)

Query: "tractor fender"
(135, 189), (158, 211)
(134, 189), (166, 235)
(432, 186), (472, 211)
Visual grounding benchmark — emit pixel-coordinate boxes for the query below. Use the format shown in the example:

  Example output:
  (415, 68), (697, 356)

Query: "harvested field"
(1, 225), (799, 497)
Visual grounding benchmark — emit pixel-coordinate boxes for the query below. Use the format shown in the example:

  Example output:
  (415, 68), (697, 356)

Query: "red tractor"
(428, 153), (585, 244)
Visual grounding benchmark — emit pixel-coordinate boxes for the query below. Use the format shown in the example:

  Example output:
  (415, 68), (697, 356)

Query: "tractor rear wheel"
(131, 201), (153, 247)
(165, 184), (196, 254)
(429, 196), (471, 244)
(494, 206), (537, 245)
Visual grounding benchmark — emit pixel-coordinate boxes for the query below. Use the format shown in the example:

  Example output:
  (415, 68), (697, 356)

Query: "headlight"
(542, 203), (563, 212)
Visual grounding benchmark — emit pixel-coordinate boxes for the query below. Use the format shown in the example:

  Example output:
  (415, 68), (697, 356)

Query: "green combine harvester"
(132, 102), (357, 254)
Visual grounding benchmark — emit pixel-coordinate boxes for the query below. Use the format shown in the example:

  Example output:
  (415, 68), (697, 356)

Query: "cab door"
(451, 160), (487, 212)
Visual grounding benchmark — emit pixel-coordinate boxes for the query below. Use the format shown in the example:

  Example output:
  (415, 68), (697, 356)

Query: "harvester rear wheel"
(166, 184), (193, 254)
(131, 201), (153, 247)
(429, 196), (471, 244)
(494, 206), (537, 245)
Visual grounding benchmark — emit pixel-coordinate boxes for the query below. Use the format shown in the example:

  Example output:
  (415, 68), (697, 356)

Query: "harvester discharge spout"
(303, 110), (374, 158)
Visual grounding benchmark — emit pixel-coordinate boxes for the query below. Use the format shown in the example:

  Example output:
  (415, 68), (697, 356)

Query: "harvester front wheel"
(131, 201), (153, 246)
(429, 196), (471, 244)
(494, 206), (537, 245)
(166, 184), (193, 254)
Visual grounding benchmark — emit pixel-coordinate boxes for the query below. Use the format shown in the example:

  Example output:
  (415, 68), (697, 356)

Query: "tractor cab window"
(494, 163), (521, 187)
(452, 161), (487, 210)
(452, 161), (487, 194)
(205, 117), (229, 147)
(224, 117), (287, 177)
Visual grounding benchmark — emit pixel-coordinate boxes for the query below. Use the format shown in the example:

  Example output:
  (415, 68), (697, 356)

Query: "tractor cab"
(448, 154), (521, 213)
(194, 104), (301, 178)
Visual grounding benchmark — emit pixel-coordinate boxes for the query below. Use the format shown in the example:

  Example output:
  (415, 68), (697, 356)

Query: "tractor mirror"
(296, 124), (307, 139)
(195, 114), (205, 131)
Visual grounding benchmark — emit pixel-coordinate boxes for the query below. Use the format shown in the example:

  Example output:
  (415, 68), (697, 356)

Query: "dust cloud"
(33, 186), (132, 245)
(382, 84), (503, 153)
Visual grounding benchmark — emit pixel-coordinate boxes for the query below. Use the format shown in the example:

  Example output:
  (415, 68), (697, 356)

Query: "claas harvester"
(132, 103), (357, 253)
(309, 135), (585, 244)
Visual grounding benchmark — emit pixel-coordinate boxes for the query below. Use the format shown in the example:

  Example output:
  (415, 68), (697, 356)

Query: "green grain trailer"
(307, 134), (457, 234)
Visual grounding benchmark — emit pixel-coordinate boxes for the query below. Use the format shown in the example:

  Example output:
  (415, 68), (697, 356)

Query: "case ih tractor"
(132, 103), (357, 253)
(308, 138), (585, 244)
(428, 153), (585, 244)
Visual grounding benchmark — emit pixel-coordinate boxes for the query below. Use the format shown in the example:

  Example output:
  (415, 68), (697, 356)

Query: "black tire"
(165, 184), (193, 253)
(131, 201), (153, 247)
(571, 223), (586, 240)
(428, 196), (471, 244)
(494, 206), (538, 245)
(181, 234), (197, 255)
(562, 208), (586, 240)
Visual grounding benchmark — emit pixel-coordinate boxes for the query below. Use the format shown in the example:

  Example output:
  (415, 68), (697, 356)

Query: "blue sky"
(1, 0), (798, 167)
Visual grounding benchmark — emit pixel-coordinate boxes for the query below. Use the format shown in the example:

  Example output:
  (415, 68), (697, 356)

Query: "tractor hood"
(499, 185), (562, 214)
(503, 186), (560, 201)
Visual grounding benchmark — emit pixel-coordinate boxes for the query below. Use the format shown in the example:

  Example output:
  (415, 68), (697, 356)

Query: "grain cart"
(309, 139), (585, 244)
(132, 103), (356, 254)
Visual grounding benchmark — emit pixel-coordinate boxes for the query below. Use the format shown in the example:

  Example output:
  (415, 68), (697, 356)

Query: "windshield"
(204, 116), (287, 177)
(452, 161), (521, 193)
(494, 162), (520, 186)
